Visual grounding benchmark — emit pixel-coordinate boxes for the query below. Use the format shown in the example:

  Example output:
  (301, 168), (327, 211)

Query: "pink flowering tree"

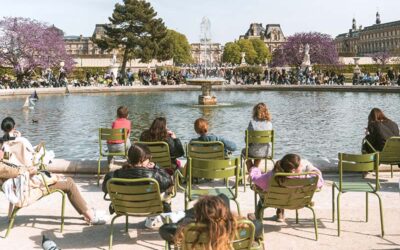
(271, 32), (338, 67)
(0, 17), (74, 80)
(371, 51), (391, 65)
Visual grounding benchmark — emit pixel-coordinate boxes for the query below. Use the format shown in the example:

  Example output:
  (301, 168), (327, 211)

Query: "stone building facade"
(335, 12), (400, 56)
(239, 23), (286, 52)
(190, 41), (223, 66)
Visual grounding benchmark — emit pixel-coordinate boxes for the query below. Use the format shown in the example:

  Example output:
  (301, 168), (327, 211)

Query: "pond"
(0, 90), (398, 161)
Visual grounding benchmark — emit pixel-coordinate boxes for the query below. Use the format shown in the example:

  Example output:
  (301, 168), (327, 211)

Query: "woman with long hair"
(244, 102), (273, 169)
(140, 117), (184, 171)
(363, 108), (399, 153)
(159, 194), (262, 250)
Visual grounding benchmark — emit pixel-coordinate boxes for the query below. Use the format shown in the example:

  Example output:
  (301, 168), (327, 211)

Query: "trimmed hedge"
(314, 64), (400, 74)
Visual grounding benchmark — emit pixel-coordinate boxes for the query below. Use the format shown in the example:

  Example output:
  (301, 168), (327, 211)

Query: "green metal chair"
(180, 219), (263, 250)
(107, 178), (164, 250)
(332, 152), (384, 237)
(254, 172), (319, 241)
(241, 130), (275, 191)
(187, 140), (225, 159)
(2, 172), (65, 238)
(98, 128), (128, 185)
(184, 157), (241, 215)
(363, 137), (400, 178)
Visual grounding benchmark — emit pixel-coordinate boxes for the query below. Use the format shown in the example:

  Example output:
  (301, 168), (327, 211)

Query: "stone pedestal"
(198, 95), (217, 105)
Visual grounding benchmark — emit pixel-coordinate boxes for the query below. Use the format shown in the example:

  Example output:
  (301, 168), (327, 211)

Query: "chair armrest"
(362, 138), (377, 152)
(174, 169), (185, 192)
(38, 172), (51, 194)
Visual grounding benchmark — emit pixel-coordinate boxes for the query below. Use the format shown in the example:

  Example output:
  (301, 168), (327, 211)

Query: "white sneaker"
(90, 210), (108, 225)
(145, 215), (163, 229)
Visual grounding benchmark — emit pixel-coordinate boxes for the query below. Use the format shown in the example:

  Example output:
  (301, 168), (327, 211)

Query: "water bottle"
(42, 235), (61, 250)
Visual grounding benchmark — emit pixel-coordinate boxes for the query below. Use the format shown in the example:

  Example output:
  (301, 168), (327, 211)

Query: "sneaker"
(145, 215), (163, 229)
(276, 209), (285, 222)
(90, 210), (108, 225)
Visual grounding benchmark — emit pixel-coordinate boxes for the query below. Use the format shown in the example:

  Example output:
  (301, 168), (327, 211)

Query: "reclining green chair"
(332, 152), (384, 237)
(363, 136), (400, 178)
(241, 130), (274, 191)
(98, 128), (128, 185)
(181, 219), (263, 250)
(2, 172), (65, 238)
(254, 172), (319, 240)
(183, 157), (241, 214)
(107, 178), (164, 250)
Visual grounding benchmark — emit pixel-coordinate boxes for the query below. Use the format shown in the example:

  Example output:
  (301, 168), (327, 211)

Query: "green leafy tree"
(237, 39), (257, 65)
(159, 29), (192, 65)
(222, 42), (241, 64)
(250, 38), (271, 65)
(94, 0), (168, 76)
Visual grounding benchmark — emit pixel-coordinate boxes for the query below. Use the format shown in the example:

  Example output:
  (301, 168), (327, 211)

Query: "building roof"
(363, 20), (400, 31)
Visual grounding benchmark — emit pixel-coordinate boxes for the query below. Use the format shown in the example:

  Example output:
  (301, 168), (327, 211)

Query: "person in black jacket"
(140, 117), (184, 172)
(103, 143), (173, 212)
(363, 108), (399, 153)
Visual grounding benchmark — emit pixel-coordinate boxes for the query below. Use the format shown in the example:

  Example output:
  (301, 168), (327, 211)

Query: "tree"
(371, 51), (391, 65)
(94, 0), (168, 77)
(250, 38), (271, 65)
(237, 39), (257, 65)
(271, 32), (338, 67)
(0, 17), (74, 80)
(222, 42), (241, 64)
(159, 29), (192, 65)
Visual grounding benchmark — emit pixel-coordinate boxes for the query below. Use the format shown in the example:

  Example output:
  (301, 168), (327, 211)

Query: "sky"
(0, 0), (399, 44)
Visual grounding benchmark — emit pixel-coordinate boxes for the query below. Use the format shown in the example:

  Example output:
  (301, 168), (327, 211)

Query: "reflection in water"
(0, 90), (398, 161)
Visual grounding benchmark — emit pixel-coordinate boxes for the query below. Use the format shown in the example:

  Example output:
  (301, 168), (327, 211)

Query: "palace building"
(239, 23), (287, 52)
(335, 12), (400, 56)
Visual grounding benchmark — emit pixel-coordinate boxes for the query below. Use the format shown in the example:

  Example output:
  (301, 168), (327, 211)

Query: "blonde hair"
(252, 103), (271, 121)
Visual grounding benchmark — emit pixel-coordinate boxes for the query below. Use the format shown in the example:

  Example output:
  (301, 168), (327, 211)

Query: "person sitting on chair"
(248, 153), (324, 222)
(140, 117), (184, 172)
(0, 149), (107, 225)
(107, 106), (132, 164)
(243, 102), (273, 170)
(102, 143), (173, 213)
(159, 194), (262, 249)
(191, 118), (237, 155)
(362, 108), (399, 153)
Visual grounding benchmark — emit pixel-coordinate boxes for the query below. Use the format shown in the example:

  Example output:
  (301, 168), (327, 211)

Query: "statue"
(301, 43), (311, 71)
(240, 52), (247, 65)
(111, 52), (117, 65)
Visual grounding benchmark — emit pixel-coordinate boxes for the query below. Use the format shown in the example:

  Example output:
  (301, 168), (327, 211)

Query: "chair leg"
(307, 206), (318, 241)
(109, 215), (121, 250)
(332, 185), (335, 222)
(241, 155), (246, 192)
(295, 209), (299, 224)
(97, 156), (102, 186)
(233, 199), (241, 216)
(374, 193), (385, 237)
(125, 216), (128, 233)
(60, 191), (66, 233)
(365, 192), (369, 222)
(390, 165), (393, 178)
(337, 192), (341, 237)
(5, 207), (20, 238)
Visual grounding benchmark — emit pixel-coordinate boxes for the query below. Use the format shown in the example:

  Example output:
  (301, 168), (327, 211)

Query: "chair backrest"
(380, 137), (400, 164)
(187, 141), (225, 159)
(244, 130), (274, 158)
(338, 152), (379, 191)
(99, 128), (128, 156)
(188, 157), (240, 198)
(182, 219), (256, 250)
(258, 172), (319, 210)
(107, 178), (164, 216)
(139, 141), (172, 170)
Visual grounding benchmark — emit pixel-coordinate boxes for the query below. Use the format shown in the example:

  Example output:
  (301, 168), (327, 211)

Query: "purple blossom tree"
(371, 51), (391, 65)
(271, 32), (338, 67)
(0, 17), (74, 80)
